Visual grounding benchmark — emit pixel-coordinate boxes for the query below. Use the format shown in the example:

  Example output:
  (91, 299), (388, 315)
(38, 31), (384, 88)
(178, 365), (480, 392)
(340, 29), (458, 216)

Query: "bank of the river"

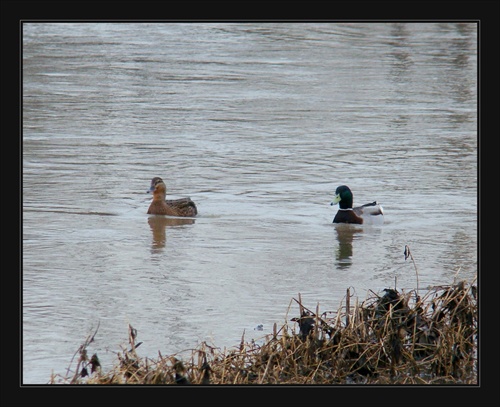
(51, 279), (477, 385)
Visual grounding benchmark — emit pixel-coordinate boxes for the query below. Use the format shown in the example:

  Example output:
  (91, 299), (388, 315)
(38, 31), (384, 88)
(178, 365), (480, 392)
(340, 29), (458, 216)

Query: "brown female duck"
(147, 177), (197, 217)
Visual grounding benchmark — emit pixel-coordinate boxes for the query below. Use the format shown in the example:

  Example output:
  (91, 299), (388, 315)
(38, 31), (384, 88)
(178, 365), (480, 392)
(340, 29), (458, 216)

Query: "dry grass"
(50, 278), (477, 385)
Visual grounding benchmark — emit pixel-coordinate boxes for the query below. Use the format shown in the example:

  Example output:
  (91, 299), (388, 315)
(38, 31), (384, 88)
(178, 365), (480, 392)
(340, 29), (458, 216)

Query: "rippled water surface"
(22, 22), (477, 384)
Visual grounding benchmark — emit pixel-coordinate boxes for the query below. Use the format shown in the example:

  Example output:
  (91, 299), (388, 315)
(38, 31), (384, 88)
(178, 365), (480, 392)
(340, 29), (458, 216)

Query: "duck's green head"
(331, 185), (354, 209)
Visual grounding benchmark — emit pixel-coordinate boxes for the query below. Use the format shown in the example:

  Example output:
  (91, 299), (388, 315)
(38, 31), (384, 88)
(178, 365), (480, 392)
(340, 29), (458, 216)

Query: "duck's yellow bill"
(330, 194), (341, 205)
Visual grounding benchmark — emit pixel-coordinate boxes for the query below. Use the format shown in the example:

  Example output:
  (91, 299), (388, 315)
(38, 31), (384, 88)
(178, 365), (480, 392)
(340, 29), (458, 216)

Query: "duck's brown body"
(333, 208), (364, 224)
(147, 177), (197, 217)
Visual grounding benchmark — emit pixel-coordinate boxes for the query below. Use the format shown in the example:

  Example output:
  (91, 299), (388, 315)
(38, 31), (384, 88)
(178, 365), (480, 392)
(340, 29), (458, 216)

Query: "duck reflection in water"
(334, 224), (363, 269)
(148, 216), (195, 253)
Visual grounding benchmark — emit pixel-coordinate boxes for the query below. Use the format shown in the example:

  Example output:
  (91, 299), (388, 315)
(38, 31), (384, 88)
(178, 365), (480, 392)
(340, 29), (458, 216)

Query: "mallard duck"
(171, 358), (191, 385)
(330, 185), (383, 224)
(147, 177), (197, 217)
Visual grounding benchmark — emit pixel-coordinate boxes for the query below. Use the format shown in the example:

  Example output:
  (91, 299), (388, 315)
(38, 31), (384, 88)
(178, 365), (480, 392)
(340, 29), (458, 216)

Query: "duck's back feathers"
(165, 197), (198, 217)
(353, 201), (384, 217)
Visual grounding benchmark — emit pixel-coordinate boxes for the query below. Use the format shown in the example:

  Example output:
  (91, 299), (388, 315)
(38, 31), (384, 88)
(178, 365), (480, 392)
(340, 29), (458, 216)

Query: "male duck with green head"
(331, 185), (384, 224)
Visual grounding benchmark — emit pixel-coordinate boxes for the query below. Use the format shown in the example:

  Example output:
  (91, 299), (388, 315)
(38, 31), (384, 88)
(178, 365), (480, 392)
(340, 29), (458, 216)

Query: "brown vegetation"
(51, 278), (477, 385)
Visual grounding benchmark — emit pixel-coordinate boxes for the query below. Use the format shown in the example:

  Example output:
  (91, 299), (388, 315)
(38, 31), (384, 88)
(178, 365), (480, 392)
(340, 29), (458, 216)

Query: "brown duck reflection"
(148, 216), (195, 252)
(334, 224), (363, 269)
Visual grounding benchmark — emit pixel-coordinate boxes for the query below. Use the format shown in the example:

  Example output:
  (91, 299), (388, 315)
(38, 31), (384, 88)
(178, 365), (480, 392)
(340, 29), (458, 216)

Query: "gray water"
(22, 22), (477, 384)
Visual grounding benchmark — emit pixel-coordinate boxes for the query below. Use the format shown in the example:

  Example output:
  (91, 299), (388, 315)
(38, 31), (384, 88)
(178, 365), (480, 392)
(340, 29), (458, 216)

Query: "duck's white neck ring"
(338, 208), (353, 211)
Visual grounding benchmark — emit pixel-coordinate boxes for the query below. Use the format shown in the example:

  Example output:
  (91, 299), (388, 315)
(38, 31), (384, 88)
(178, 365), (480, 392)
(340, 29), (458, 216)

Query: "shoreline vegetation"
(50, 275), (477, 385)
